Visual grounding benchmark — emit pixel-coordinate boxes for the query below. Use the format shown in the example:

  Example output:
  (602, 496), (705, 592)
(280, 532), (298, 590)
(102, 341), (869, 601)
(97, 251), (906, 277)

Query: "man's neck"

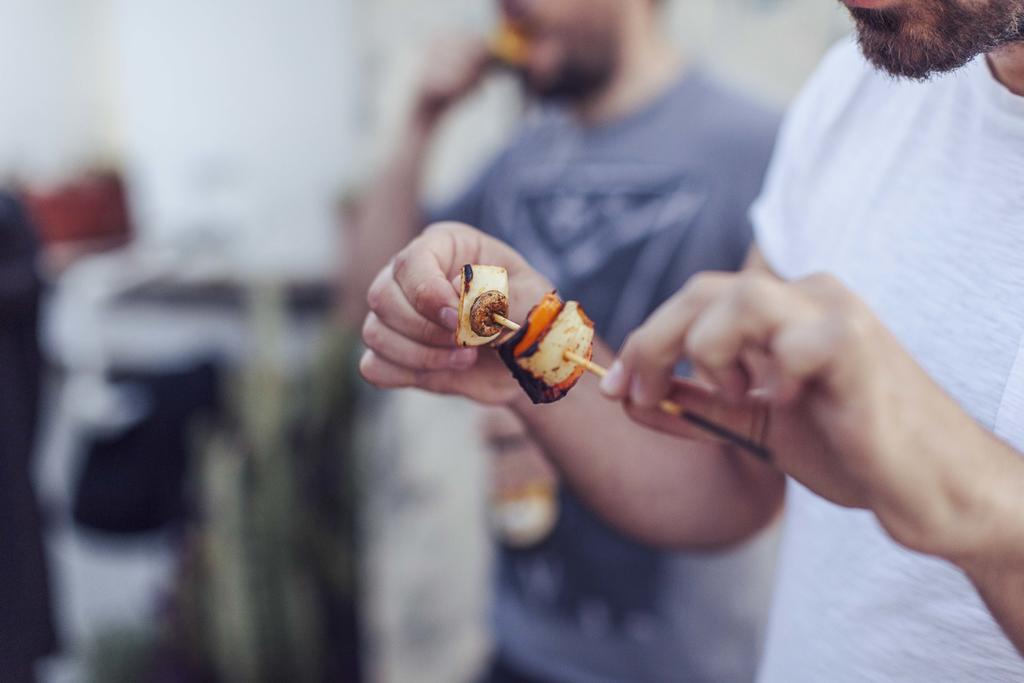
(988, 42), (1024, 96)
(573, 22), (685, 126)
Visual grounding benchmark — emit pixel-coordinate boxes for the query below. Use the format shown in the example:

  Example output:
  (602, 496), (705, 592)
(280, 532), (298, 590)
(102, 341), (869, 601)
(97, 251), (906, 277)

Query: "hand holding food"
(360, 222), (552, 406)
(452, 264), (771, 454)
(414, 35), (493, 124)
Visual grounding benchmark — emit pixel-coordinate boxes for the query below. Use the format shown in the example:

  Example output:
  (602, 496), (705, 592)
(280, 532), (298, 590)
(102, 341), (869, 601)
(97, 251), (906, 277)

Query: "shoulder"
(776, 38), (887, 155)
(749, 39), (881, 276)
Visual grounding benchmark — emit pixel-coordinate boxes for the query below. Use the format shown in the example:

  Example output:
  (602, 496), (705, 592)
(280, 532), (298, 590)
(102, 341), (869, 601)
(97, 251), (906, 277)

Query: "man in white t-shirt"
(358, 0), (1024, 679)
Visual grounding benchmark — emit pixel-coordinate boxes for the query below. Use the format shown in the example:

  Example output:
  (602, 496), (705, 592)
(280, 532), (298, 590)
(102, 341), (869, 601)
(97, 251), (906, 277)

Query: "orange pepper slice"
(513, 291), (564, 357)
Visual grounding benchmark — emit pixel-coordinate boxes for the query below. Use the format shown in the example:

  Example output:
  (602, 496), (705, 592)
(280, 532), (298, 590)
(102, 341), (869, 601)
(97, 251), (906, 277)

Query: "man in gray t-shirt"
(437, 71), (779, 683)
(345, 1), (779, 680)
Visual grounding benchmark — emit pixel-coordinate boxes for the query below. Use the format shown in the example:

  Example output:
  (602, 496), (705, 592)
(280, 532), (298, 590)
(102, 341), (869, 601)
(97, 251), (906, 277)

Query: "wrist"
(933, 437), (1024, 572)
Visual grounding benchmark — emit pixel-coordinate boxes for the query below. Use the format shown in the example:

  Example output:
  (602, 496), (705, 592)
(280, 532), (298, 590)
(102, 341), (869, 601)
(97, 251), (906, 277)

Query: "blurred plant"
(88, 284), (364, 683)
(86, 625), (160, 683)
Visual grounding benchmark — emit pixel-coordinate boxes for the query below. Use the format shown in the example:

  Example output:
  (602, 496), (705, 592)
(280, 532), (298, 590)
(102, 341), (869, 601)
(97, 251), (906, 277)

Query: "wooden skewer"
(493, 314), (520, 331)
(493, 314), (771, 461)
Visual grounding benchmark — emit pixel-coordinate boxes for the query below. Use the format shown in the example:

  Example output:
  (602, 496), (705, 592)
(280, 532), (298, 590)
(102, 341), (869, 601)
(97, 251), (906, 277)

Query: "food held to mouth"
(491, 21), (530, 67)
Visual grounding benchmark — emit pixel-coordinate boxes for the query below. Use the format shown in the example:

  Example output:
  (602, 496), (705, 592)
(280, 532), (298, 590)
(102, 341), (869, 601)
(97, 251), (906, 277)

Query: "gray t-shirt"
(432, 70), (781, 682)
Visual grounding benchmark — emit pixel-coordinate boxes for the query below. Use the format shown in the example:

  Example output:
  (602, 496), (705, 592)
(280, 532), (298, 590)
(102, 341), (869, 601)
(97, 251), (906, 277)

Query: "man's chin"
(519, 66), (613, 103)
(842, 0), (901, 10)
(848, 1), (1024, 80)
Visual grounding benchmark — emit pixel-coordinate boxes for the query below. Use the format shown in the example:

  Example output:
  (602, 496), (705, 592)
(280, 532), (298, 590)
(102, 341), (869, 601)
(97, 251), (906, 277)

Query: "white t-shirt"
(752, 40), (1024, 682)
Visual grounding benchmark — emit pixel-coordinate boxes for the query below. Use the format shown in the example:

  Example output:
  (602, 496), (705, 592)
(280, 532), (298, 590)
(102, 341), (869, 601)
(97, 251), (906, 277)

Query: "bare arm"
(605, 245), (1024, 655)
(950, 435), (1024, 656)
(341, 116), (438, 325)
(512, 343), (785, 549)
(340, 36), (491, 326)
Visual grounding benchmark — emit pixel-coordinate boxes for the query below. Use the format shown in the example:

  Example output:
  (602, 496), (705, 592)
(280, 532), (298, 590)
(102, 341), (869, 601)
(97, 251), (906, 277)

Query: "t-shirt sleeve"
(750, 38), (870, 278)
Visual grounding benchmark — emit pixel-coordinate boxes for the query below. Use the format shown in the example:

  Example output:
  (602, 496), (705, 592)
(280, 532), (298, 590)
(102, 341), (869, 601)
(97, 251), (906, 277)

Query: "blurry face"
(500, 0), (626, 101)
(842, 0), (1024, 78)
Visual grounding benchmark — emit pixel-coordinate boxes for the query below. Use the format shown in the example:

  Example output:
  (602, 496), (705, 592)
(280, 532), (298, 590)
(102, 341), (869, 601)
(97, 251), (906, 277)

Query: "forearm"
(341, 113), (438, 325)
(512, 343), (785, 549)
(949, 438), (1024, 656)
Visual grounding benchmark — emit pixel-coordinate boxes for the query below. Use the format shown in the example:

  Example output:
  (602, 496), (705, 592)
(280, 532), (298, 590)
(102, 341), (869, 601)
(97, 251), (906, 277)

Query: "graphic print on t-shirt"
(495, 160), (706, 342)
(492, 161), (707, 637)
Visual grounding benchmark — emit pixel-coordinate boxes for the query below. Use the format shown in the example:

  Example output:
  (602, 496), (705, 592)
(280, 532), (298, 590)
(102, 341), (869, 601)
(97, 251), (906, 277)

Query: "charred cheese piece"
(456, 264), (510, 347)
(499, 292), (595, 404)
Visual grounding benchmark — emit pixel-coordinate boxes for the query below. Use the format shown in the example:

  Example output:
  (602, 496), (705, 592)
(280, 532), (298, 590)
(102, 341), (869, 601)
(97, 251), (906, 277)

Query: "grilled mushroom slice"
(499, 292), (595, 404)
(456, 265), (510, 347)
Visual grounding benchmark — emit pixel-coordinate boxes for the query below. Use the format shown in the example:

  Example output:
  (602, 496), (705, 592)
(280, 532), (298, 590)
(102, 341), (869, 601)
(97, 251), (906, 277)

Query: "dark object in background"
(0, 193), (57, 680)
(73, 360), (222, 535)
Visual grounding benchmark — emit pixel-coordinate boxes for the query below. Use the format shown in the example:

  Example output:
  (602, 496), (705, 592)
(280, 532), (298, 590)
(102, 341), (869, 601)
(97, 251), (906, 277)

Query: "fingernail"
(448, 348), (477, 368)
(599, 361), (628, 397)
(630, 376), (656, 408)
(440, 307), (459, 331)
(748, 387), (772, 401)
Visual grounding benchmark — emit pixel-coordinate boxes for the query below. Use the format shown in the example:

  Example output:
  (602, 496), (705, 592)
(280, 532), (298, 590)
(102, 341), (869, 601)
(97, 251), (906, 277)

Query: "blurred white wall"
(668, 0), (852, 104)
(0, 0), (357, 277)
(107, 0), (357, 276)
(0, 0), (109, 185)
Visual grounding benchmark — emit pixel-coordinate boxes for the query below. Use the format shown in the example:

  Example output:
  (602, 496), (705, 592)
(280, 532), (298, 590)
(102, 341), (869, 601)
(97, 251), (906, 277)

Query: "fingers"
(381, 221), (553, 334)
(602, 270), (845, 411)
(772, 274), (871, 392)
(362, 312), (478, 371)
(366, 263), (457, 348)
(391, 232), (462, 330)
(603, 272), (732, 407)
(684, 273), (810, 401)
(358, 349), (515, 406)
(359, 350), (419, 389)
(359, 350), (464, 395)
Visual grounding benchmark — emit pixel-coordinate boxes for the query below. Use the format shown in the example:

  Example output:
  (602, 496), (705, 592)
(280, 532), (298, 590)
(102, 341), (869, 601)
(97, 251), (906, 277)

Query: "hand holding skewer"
(489, 310), (771, 460)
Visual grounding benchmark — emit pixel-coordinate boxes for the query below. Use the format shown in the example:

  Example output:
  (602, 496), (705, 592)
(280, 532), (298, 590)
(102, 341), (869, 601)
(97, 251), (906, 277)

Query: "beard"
(849, 0), (1024, 79)
(525, 57), (616, 102)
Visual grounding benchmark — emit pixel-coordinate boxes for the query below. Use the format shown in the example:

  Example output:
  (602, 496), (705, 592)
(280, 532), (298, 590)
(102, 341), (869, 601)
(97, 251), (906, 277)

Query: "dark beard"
(523, 58), (616, 102)
(849, 1), (1024, 79)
